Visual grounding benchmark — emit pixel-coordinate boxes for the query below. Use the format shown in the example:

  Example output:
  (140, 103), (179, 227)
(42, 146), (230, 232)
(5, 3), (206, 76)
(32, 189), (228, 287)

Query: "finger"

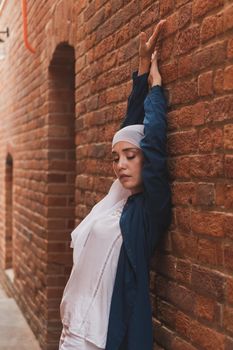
(149, 20), (166, 44)
(139, 32), (147, 45)
(151, 50), (157, 61)
(147, 20), (166, 48)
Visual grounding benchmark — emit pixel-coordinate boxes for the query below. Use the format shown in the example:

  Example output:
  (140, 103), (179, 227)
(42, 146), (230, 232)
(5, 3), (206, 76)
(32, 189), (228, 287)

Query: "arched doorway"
(46, 43), (76, 343)
(5, 153), (13, 271)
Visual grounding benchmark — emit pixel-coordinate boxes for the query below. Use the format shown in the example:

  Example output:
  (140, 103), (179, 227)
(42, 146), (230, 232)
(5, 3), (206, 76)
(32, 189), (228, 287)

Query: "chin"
(121, 183), (142, 194)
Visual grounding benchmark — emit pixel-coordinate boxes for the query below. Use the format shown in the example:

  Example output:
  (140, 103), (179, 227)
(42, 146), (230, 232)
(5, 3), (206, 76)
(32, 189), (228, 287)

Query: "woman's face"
(112, 141), (144, 194)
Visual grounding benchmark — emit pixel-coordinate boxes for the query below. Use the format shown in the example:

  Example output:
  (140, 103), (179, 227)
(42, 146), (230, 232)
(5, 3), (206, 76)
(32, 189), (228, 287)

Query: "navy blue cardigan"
(105, 73), (172, 350)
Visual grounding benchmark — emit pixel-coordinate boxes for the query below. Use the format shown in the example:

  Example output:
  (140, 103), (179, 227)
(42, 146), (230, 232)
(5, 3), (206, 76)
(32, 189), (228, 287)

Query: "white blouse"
(60, 198), (126, 349)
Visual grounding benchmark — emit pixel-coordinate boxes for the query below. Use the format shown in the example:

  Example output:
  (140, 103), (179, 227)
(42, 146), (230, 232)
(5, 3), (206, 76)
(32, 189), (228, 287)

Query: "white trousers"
(59, 326), (104, 350)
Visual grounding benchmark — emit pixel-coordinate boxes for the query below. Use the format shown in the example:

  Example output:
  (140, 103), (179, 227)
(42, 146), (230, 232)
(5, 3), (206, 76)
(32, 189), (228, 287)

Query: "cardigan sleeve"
(140, 86), (172, 254)
(120, 71), (149, 128)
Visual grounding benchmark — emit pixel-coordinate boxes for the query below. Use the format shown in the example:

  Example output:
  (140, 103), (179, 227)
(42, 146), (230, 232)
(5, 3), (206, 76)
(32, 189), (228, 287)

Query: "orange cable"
(21, 0), (35, 54)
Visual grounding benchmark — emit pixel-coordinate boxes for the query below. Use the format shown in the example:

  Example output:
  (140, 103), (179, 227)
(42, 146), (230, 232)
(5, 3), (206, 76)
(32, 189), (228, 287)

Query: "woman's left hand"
(138, 20), (166, 75)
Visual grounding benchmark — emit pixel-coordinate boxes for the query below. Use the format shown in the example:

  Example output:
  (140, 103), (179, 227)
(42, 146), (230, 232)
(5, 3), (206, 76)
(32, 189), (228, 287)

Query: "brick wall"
(0, 0), (232, 349)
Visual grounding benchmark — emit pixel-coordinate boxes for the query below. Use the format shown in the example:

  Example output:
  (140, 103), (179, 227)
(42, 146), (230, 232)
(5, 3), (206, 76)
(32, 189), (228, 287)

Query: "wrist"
(138, 57), (151, 75)
(151, 79), (162, 87)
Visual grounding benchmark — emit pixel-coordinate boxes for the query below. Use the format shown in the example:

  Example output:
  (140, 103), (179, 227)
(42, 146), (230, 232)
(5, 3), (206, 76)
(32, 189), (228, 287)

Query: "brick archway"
(44, 0), (76, 69)
(45, 42), (76, 348)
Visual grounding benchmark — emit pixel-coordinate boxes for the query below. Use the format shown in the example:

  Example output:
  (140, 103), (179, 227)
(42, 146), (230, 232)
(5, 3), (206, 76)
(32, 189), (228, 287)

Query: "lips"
(119, 174), (131, 180)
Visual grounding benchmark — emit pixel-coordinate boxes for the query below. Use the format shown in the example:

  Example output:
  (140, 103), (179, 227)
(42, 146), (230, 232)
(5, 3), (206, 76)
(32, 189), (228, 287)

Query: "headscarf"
(112, 124), (144, 149)
(71, 125), (145, 261)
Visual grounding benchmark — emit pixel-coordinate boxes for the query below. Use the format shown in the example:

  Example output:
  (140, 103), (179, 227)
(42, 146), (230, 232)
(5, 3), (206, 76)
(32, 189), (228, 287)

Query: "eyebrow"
(111, 147), (139, 154)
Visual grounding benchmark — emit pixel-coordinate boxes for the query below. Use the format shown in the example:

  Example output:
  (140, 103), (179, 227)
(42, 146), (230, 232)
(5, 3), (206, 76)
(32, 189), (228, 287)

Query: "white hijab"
(71, 125), (145, 263)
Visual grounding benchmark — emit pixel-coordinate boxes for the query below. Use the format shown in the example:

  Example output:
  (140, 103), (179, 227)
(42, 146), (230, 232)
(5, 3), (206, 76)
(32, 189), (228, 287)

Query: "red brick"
(227, 38), (233, 58)
(178, 54), (192, 78)
(175, 0), (190, 7)
(227, 278), (233, 305)
(225, 156), (233, 178)
(155, 275), (170, 299)
(84, 1), (95, 21)
(201, 14), (223, 43)
(160, 0), (174, 16)
(191, 211), (226, 238)
(172, 80), (198, 105)
(214, 68), (224, 94)
(171, 230), (198, 260)
(197, 238), (223, 266)
(75, 0), (87, 15)
(168, 103), (205, 130)
(224, 4), (233, 31)
(171, 182), (196, 206)
(193, 0), (224, 18)
(117, 39), (138, 65)
(225, 187), (233, 210)
(164, 12), (179, 37)
(175, 26), (200, 55)
(94, 36), (115, 60)
(195, 295), (216, 322)
(157, 300), (176, 328)
(175, 311), (193, 338)
(160, 36), (175, 61)
(168, 130), (198, 156)
(46, 196), (68, 207)
(189, 322), (225, 350)
(190, 154), (224, 178)
(168, 156), (191, 179)
(192, 41), (226, 73)
(176, 207), (191, 233)
(215, 182), (226, 207)
(224, 65), (233, 91)
(198, 128), (213, 153)
(198, 71), (213, 96)
(224, 306), (233, 334)
(224, 215), (233, 239)
(225, 245), (233, 272)
(206, 95), (233, 123)
(167, 283), (196, 314)
(140, 3), (159, 29)
(176, 259), (192, 284)
(224, 125), (233, 150)
(95, 0), (108, 10)
(156, 253), (177, 279)
(139, 0), (155, 10)
(114, 22), (130, 48)
(192, 102), (207, 126)
(196, 182), (215, 206)
(191, 265), (225, 301)
(172, 337), (196, 350)
(199, 127), (223, 153)
(226, 337), (233, 350)
(104, 0), (123, 16)
(160, 61), (178, 84)
(178, 3), (192, 29)
(153, 324), (174, 349)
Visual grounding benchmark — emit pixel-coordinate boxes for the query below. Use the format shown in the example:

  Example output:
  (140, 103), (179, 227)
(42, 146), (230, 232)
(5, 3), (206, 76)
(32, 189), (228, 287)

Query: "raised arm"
(140, 52), (172, 254)
(121, 20), (166, 128)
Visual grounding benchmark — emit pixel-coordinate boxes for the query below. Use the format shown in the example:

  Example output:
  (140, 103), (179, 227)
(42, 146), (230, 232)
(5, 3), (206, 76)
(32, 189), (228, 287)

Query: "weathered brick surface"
(0, 0), (233, 349)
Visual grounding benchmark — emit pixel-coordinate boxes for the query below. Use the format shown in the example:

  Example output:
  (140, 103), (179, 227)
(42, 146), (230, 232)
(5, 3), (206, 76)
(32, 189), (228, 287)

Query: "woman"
(59, 20), (171, 350)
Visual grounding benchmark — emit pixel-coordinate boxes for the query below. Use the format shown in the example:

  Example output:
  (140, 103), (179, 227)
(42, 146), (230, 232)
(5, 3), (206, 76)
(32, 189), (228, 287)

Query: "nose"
(117, 156), (127, 170)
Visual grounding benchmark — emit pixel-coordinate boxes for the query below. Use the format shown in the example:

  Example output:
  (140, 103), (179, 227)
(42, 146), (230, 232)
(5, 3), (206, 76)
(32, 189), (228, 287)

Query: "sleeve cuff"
(132, 71), (149, 86)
